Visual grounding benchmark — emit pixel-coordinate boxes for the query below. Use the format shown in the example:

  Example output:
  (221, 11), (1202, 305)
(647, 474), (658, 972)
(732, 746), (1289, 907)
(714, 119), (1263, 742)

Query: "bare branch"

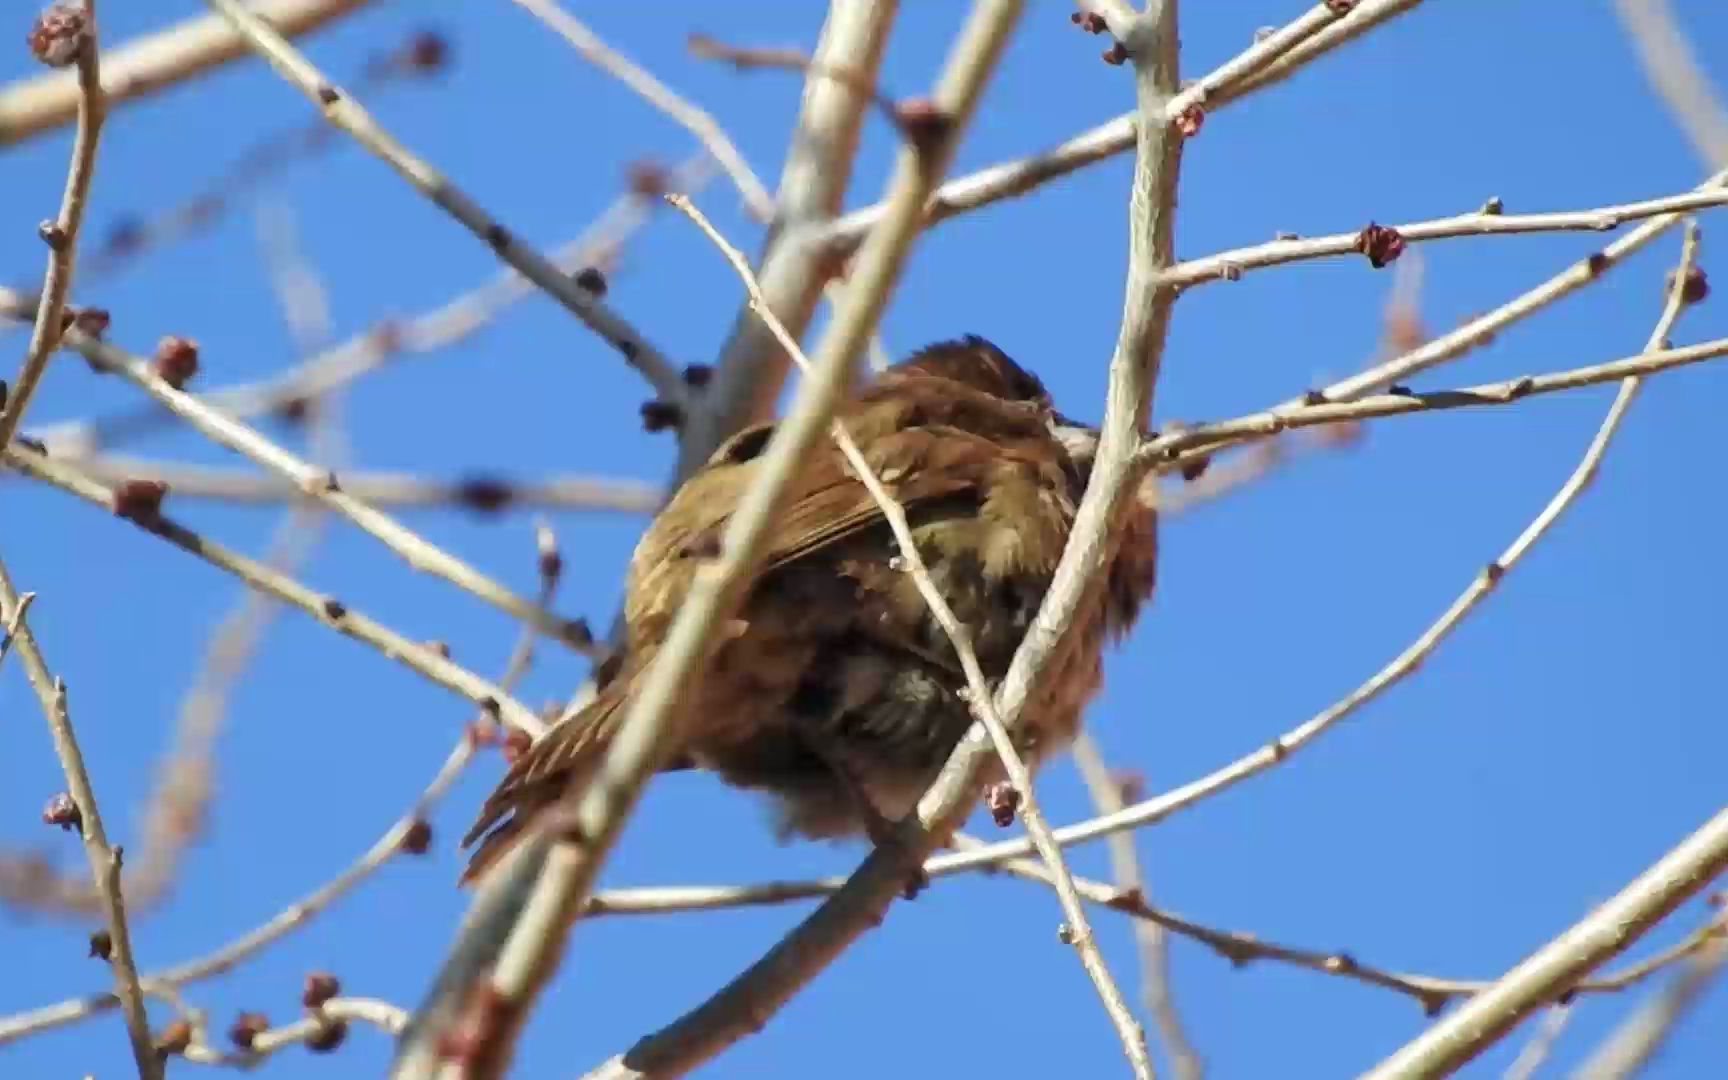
(1135, 336), (1728, 474)
(20, 156), (713, 457)
(1315, 165), (1728, 405)
(0, 564), (160, 1080)
(40, 456), (661, 515)
(673, 1), (898, 483)
(1359, 212), (1710, 1080)
(178, 995), (406, 1065)
(1573, 913), (1728, 1080)
(1362, 808), (1728, 1078)
(1611, 0), (1728, 166)
(200, 0), (689, 405)
(0, 1), (106, 452)
(821, 0), (1426, 257)
(0, 0), (371, 146)
(2, 442), (546, 738)
(508, 0), (774, 219)
(1071, 734), (1200, 1080)
(1161, 187), (1728, 288)
(66, 329), (597, 657)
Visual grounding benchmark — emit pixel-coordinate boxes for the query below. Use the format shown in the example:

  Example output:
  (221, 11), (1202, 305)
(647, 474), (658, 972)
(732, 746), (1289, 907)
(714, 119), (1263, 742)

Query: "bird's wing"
(759, 424), (1003, 572)
(458, 685), (627, 883)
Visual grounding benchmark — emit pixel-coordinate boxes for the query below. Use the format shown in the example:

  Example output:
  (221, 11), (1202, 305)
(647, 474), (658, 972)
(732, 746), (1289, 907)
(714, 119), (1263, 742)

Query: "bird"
(459, 335), (1157, 882)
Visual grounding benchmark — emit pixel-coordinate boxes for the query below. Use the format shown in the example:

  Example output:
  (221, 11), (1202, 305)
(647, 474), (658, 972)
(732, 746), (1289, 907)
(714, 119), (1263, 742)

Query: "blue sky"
(4, 2), (1728, 1077)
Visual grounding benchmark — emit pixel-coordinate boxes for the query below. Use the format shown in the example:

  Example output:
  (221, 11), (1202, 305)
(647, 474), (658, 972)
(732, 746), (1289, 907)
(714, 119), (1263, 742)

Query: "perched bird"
(460, 336), (1157, 882)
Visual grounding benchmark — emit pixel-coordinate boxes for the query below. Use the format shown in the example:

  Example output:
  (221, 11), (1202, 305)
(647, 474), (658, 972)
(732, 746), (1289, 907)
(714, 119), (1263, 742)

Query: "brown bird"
(460, 336), (1157, 882)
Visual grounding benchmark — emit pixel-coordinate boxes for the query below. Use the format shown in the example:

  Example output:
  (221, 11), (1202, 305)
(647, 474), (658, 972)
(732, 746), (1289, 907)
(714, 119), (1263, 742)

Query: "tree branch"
(0, 564), (160, 1080)
(0, 1), (106, 452)
(200, 0), (688, 406)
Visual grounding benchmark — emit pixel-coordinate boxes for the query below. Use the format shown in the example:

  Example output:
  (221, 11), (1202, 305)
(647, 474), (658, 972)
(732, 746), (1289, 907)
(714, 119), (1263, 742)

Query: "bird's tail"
(458, 689), (626, 885)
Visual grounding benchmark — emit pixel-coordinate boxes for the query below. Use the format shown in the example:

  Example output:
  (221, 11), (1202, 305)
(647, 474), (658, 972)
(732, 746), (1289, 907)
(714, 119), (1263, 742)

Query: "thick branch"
(1362, 808), (1728, 1078)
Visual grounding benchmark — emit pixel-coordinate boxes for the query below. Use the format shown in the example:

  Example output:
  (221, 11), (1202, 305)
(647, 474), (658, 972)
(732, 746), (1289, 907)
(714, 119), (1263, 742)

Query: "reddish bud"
(1669, 265), (1709, 305)
(27, 2), (87, 68)
(454, 475), (514, 515)
(112, 479), (168, 521)
(71, 307), (109, 339)
(1178, 454), (1211, 483)
(306, 1018), (348, 1052)
(302, 971), (341, 1009)
(153, 336), (200, 389)
(229, 1011), (270, 1051)
(154, 1019), (193, 1059)
(400, 818), (433, 855)
(403, 30), (449, 73)
(573, 266), (608, 297)
(1354, 223), (1406, 268)
(625, 158), (671, 199)
(893, 98), (951, 148)
(42, 792), (81, 830)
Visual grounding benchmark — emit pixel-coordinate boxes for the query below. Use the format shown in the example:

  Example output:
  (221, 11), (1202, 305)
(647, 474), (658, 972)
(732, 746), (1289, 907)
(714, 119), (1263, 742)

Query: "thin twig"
(1071, 733), (1200, 1080)
(41, 456), (662, 515)
(669, 191), (1152, 1078)
(0, 213), (348, 918)
(67, 328), (597, 657)
(0, 564), (160, 1080)
(576, 856), (1728, 1013)
(76, 28), (450, 285)
(0, 522), (556, 1050)
(672, 2), (898, 486)
(1503, 1006), (1573, 1080)
(1136, 336), (1728, 475)
(819, 0), (1425, 257)
(1611, 0), (1728, 167)
(0, 590), (33, 672)
(201, 0), (689, 405)
(1362, 217), (1709, 1079)
(1160, 187), (1728, 288)
(0, 1), (106, 452)
(20, 156), (714, 457)
(2, 441), (545, 738)
(684, 30), (909, 129)
(178, 995), (407, 1065)
(1312, 164), (1728, 406)
(508, 0), (774, 219)
(1572, 913), (1728, 1080)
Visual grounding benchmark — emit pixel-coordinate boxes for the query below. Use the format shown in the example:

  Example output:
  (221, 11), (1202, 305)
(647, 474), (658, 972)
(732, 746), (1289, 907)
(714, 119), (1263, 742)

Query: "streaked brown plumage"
(460, 336), (1156, 882)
